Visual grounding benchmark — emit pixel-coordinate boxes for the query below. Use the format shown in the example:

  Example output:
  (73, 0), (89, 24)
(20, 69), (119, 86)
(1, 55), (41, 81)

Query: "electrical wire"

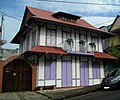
(37, 0), (120, 6)
(0, 10), (22, 21)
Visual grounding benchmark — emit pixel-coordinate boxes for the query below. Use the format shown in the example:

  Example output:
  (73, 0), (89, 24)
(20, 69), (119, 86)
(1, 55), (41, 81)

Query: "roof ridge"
(26, 6), (54, 16)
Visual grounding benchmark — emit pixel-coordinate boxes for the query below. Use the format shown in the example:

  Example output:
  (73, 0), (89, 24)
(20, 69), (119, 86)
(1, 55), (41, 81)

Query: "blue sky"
(0, 0), (120, 49)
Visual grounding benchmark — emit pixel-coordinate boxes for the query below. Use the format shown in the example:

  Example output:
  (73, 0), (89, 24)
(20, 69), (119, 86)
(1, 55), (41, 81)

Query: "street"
(67, 89), (120, 100)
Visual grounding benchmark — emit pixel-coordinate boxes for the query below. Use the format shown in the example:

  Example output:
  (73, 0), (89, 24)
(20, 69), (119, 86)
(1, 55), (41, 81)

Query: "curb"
(43, 84), (101, 100)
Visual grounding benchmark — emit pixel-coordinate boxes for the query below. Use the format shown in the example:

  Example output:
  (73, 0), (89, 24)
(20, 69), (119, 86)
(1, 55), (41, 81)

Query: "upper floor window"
(62, 31), (71, 42)
(91, 36), (98, 51)
(32, 30), (36, 48)
(79, 31), (87, 52)
(46, 29), (56, 46)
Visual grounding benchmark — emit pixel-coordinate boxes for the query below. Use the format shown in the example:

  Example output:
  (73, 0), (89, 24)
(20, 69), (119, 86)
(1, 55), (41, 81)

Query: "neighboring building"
(0, 48), (19, 60)
(1, 6), (117, 92)
(99, 25), (111, 50)
(108, 15), (120, 47)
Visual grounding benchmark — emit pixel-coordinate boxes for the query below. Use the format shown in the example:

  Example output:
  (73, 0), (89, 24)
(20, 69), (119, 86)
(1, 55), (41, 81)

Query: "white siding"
(57, 26), (62, 47)
(72, 56), (76, 79)
(98, 37), (103, 52)
(89, 58), (93, 78)
(38, 55), (45, 80)
(76, 56), (80, 78)
(40, 25), (46, 46)
(56, 55), (61, 79)
(45, 80), (56, 86)
(56, 80), (61, 87)
(100, 60), (105, 78)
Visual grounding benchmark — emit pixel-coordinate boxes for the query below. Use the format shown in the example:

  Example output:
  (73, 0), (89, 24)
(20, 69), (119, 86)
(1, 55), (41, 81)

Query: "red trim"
(94, 51), (117, 60)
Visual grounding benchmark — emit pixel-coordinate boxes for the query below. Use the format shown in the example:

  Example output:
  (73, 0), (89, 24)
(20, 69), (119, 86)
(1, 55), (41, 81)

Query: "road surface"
(67, 90), (120, 100)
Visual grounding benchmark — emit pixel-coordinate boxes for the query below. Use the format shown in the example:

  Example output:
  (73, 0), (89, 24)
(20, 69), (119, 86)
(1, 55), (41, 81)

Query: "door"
(80, 61), (89, 86)
(2, 59), (32, 92)
(62, 60), (72, 87)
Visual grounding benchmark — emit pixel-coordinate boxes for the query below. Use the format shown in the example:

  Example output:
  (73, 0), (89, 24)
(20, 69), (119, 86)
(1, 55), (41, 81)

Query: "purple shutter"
(62, 60), (72, 87)
(80, 62), (89, 86)
(80, 62), (85, 86)
(62, 61), (67, 87)
(84, 62), (89, 85)
(51, 61), (56, 79)
(45, 60), (51, 79)
(67, 61), (72, 86)
(93, 63), (100, 79)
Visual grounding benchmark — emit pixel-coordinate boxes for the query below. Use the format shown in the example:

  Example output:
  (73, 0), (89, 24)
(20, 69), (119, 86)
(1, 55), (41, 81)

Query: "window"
(62, 31), (71, 50)
(63, 31), (71, 42)
(32, 30), (36, 48)
(45, 60), (56, 80)
(91, 36), (98, 51)
(79, 32), (87, 52)
(46, 29), (56, 46)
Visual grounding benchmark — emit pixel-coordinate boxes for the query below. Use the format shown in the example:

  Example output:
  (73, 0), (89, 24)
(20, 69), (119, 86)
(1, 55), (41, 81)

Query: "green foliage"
(89, 42), (96, 49)
(107, 45), (120, 59)
(66, 38), (74, 45)
(79, 40), (85, 45)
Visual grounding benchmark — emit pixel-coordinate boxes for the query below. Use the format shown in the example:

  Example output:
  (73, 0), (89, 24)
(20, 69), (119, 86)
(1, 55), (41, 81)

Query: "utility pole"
(0, 12), (7, 60)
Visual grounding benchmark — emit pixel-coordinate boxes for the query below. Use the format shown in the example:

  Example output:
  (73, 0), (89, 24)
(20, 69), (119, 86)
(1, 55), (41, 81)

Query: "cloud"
(0, 0), (118, 49)
(22, 0), (120, 17)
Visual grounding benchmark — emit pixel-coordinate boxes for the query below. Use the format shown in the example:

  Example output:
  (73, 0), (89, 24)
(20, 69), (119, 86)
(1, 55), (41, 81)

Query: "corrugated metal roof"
(29, 46), (67, 55)
(94, 51), (117, 59)
(27, 6), (107, 33)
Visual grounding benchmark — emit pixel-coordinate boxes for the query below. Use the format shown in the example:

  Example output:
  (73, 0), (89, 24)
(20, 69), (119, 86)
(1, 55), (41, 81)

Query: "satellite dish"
(0, 40), (7, 45)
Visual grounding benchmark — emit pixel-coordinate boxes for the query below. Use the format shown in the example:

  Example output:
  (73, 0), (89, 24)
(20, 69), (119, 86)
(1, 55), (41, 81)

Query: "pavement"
(0, 84), (101, 100)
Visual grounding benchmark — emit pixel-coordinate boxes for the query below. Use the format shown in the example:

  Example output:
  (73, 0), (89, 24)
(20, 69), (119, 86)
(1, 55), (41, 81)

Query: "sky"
(0, 0), (120, 49)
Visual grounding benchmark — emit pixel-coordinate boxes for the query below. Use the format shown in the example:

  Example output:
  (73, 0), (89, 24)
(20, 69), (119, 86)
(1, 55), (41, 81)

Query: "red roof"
(94, 51), (117, 59)
(28, 46), (67, 55)
(27, 6), (104, 32)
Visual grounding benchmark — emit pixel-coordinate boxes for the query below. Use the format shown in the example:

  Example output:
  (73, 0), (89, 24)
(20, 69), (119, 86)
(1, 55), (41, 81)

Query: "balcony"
(62, 39), (95, 56)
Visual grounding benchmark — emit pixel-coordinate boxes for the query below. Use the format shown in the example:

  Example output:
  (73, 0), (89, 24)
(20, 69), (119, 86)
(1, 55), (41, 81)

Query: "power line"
(0, 10), (22, 21)
(94, 19), (114, 26)
(37, 0), (120, 6)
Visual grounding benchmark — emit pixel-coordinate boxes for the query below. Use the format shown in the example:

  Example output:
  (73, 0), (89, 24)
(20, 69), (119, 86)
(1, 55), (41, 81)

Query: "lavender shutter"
(93, 63), (100, 79)
(62, 61), (67, 87)
(67, 61), (72, 86)
(84, 62), (89, 85)
(80, 61), (89, 86)
(45, 60), (51, 79)
(80, 62), (85, 86)
(51, 61), (56, 79)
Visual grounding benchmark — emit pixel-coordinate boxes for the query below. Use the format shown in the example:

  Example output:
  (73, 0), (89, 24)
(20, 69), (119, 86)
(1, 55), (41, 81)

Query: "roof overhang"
(93, 51), (117, 60)
(22, 46), (67, 56)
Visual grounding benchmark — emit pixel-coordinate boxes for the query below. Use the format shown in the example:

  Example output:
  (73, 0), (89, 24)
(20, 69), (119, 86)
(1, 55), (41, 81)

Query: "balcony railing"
(61, 41), (97, 56)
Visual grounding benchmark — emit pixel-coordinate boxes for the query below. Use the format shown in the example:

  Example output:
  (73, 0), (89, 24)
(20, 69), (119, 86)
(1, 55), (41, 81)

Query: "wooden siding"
(37, 55), (104, 88)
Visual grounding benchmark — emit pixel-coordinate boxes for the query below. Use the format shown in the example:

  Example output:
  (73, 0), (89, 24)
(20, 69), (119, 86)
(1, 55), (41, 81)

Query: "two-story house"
(1, 6), (117, 92)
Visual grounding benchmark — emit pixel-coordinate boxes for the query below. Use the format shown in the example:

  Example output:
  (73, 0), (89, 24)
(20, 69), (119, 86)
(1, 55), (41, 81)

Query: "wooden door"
(2, 59), (32, 92)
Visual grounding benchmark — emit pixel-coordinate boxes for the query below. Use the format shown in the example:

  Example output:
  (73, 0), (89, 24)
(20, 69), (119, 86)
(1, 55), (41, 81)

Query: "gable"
(20, 7), (34, 30)
(109, 15), (120, 33)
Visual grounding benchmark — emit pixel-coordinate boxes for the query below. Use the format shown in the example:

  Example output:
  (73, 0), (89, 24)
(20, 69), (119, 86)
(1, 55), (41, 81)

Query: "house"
(0, 6), (117, 92)
(100, 15), (120, 74)
(0, 48), (19, 60)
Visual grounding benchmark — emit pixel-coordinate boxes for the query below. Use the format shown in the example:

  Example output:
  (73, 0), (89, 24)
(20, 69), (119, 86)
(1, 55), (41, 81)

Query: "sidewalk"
(38, 84), (101, 100)
(0, 85), (101, 100)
